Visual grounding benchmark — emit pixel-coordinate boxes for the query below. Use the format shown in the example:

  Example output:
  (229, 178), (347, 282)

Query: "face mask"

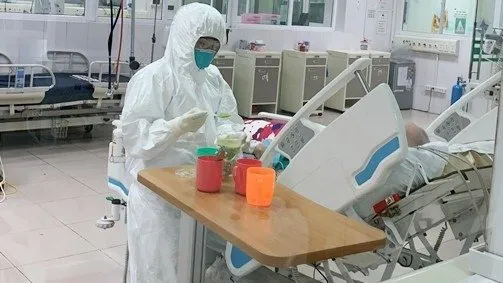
(194, 48), (217, 69)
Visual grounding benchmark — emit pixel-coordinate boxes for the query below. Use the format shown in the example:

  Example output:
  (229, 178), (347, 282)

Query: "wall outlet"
(425, 85), (448, 96)
(393, 35), (459, 56)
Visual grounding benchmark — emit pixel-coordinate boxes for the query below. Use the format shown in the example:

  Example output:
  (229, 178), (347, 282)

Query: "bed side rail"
(260, 58), (372, 167)
(426, 72), (501, 142)
(0, 64), (56, 90)
(0, 64), (56, 106)
(46, 51), (90, 73)
(89, 61), (130, 84)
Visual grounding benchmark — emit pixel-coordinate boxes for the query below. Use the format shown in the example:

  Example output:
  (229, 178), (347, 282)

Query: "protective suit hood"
(164, 3), (226, 75)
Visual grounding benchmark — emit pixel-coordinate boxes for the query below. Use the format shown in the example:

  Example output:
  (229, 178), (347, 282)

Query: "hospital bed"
(0, 51), (129, 138)
(241, 70), (498, 282)
(102, 59), (498, 282)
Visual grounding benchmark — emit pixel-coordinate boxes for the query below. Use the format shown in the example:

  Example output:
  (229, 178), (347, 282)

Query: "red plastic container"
(373, 194), (401, 214)
(233, 158), (262, 196)
(196, 156), (223, 193)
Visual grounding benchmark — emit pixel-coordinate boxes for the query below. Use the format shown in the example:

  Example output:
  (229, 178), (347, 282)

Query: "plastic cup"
(196, 156), (223, 193)
(196, 147), (219, 157)
(246, 167), (276, 207)
(233, 158), (262, 196)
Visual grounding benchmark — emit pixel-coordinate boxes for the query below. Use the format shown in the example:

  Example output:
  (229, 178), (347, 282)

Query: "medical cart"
(325, 50), (390, 112)
(279, 50), (327, 115)
(234, 50), (282, 118)
(389, 58), (415, 110)
(213, 50), (236, 90)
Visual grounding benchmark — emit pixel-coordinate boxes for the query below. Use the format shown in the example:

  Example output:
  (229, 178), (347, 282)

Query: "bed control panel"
(278, 121), (315, 159)
(434, 112), (470, 141)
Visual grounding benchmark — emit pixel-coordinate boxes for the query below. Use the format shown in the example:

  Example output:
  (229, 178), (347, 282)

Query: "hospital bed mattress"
(0, 73), (130, 105)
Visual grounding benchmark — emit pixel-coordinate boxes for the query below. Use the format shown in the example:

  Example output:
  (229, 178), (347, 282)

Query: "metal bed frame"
(0, 51), (128, 138)
(332, 72), (501, 283)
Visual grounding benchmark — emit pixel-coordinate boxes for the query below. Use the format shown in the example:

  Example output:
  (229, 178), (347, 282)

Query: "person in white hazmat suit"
(121, 3), (242, 282)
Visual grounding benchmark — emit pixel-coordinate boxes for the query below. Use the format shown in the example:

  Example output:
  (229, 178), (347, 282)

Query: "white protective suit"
(121, 4), (241, 283)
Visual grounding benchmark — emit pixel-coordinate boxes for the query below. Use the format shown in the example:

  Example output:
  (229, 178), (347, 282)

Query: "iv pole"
(150, 0), (160, 63)
(129, 0), (140, 73)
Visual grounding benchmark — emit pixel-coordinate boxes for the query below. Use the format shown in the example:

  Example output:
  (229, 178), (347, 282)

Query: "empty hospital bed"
(0, 51), (129, 138)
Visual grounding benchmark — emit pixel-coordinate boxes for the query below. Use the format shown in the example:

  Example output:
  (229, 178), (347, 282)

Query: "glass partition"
(237, 0), (288, 25)
(98, 0), (163, 19)
(0, 0), (85, 16)
(292, 0), (333, 27)
(402, 0), (476, 36)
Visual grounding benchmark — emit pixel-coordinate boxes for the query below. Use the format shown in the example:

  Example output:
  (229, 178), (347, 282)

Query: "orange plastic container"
(246, 167), (276, 207)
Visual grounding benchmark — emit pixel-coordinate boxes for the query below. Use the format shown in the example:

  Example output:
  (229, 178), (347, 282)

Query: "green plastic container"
(196, 147), (219, 157)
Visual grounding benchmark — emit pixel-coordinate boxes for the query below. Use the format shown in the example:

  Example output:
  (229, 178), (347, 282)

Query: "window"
(235, 0), (333, 27)
(292, 0), (334, 27)
(0, 0), (85, 16)
(402, 0), (476, 36)
(237, 0), (288, 25)
(98, 0), (163, 19)
(182, 0), (229, 20)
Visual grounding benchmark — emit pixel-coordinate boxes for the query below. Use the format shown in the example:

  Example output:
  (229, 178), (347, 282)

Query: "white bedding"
(353, 141), (494, 219)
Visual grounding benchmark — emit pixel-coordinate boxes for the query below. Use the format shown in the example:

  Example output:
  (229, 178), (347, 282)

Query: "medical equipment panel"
(393, 35), (460, 56)
(234, 50), (281, 117)
(212, 50), (236, 89)
(433, 112), (471, 142)
(277, 120), (315, 159)
(325, 50), (370, 112)
(369, 51), (390, 89)
(389, 58), (415, 110)
(279, 50), (327, 115)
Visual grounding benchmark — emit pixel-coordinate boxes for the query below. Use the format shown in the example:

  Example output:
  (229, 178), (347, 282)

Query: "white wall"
(0, 0), (394, 75)
(393, 0), (478, 115)
(0, 18), (164, 69)
(225, 0), (394, 53)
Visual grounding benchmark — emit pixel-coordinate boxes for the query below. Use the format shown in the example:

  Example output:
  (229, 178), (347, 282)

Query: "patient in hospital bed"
(353, 122), (494, 220)
(244, 119), (493, 219)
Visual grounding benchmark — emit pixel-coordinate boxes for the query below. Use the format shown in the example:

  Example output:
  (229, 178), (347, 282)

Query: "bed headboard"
(277, 84), (407, 212)
(0, 53), (12, 64)
(427, 71), (501, 143)
(45, 51), (90, 73)
(0, 53), (14, 75)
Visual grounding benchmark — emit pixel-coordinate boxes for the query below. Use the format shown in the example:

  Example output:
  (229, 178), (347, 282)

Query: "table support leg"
(177, 212), (196, 283)
(193, 222), (208, 283)
(177, 212), (208, 283)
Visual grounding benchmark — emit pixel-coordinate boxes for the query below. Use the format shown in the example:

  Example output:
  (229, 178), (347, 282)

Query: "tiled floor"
(0, 110), (450, 282)
(0, 126), (126, 283)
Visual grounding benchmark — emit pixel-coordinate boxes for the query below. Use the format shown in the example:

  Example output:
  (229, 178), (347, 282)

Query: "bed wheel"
(84, 125), (94, 133)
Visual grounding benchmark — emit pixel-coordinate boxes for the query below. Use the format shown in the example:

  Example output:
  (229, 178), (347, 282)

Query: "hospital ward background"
(0, 0), (501, 282)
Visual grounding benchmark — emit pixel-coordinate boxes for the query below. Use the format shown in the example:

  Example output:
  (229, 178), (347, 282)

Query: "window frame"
(228, 0), (340, 31)
(0, 0), (169, 23)
(0, 0), (340, 30)
(398, 0), (477, 37)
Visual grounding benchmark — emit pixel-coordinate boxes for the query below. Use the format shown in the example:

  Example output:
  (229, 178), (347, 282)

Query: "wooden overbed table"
(138, 167), (386, 282)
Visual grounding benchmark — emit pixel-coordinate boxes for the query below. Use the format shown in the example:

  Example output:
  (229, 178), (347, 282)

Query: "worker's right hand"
(177, 107), (208, 133)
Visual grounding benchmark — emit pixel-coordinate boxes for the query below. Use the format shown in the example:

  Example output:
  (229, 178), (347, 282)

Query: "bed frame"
(250, 63), (498, 283)
(0, 51), (129, 138)
(427, 71), (500, 144)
